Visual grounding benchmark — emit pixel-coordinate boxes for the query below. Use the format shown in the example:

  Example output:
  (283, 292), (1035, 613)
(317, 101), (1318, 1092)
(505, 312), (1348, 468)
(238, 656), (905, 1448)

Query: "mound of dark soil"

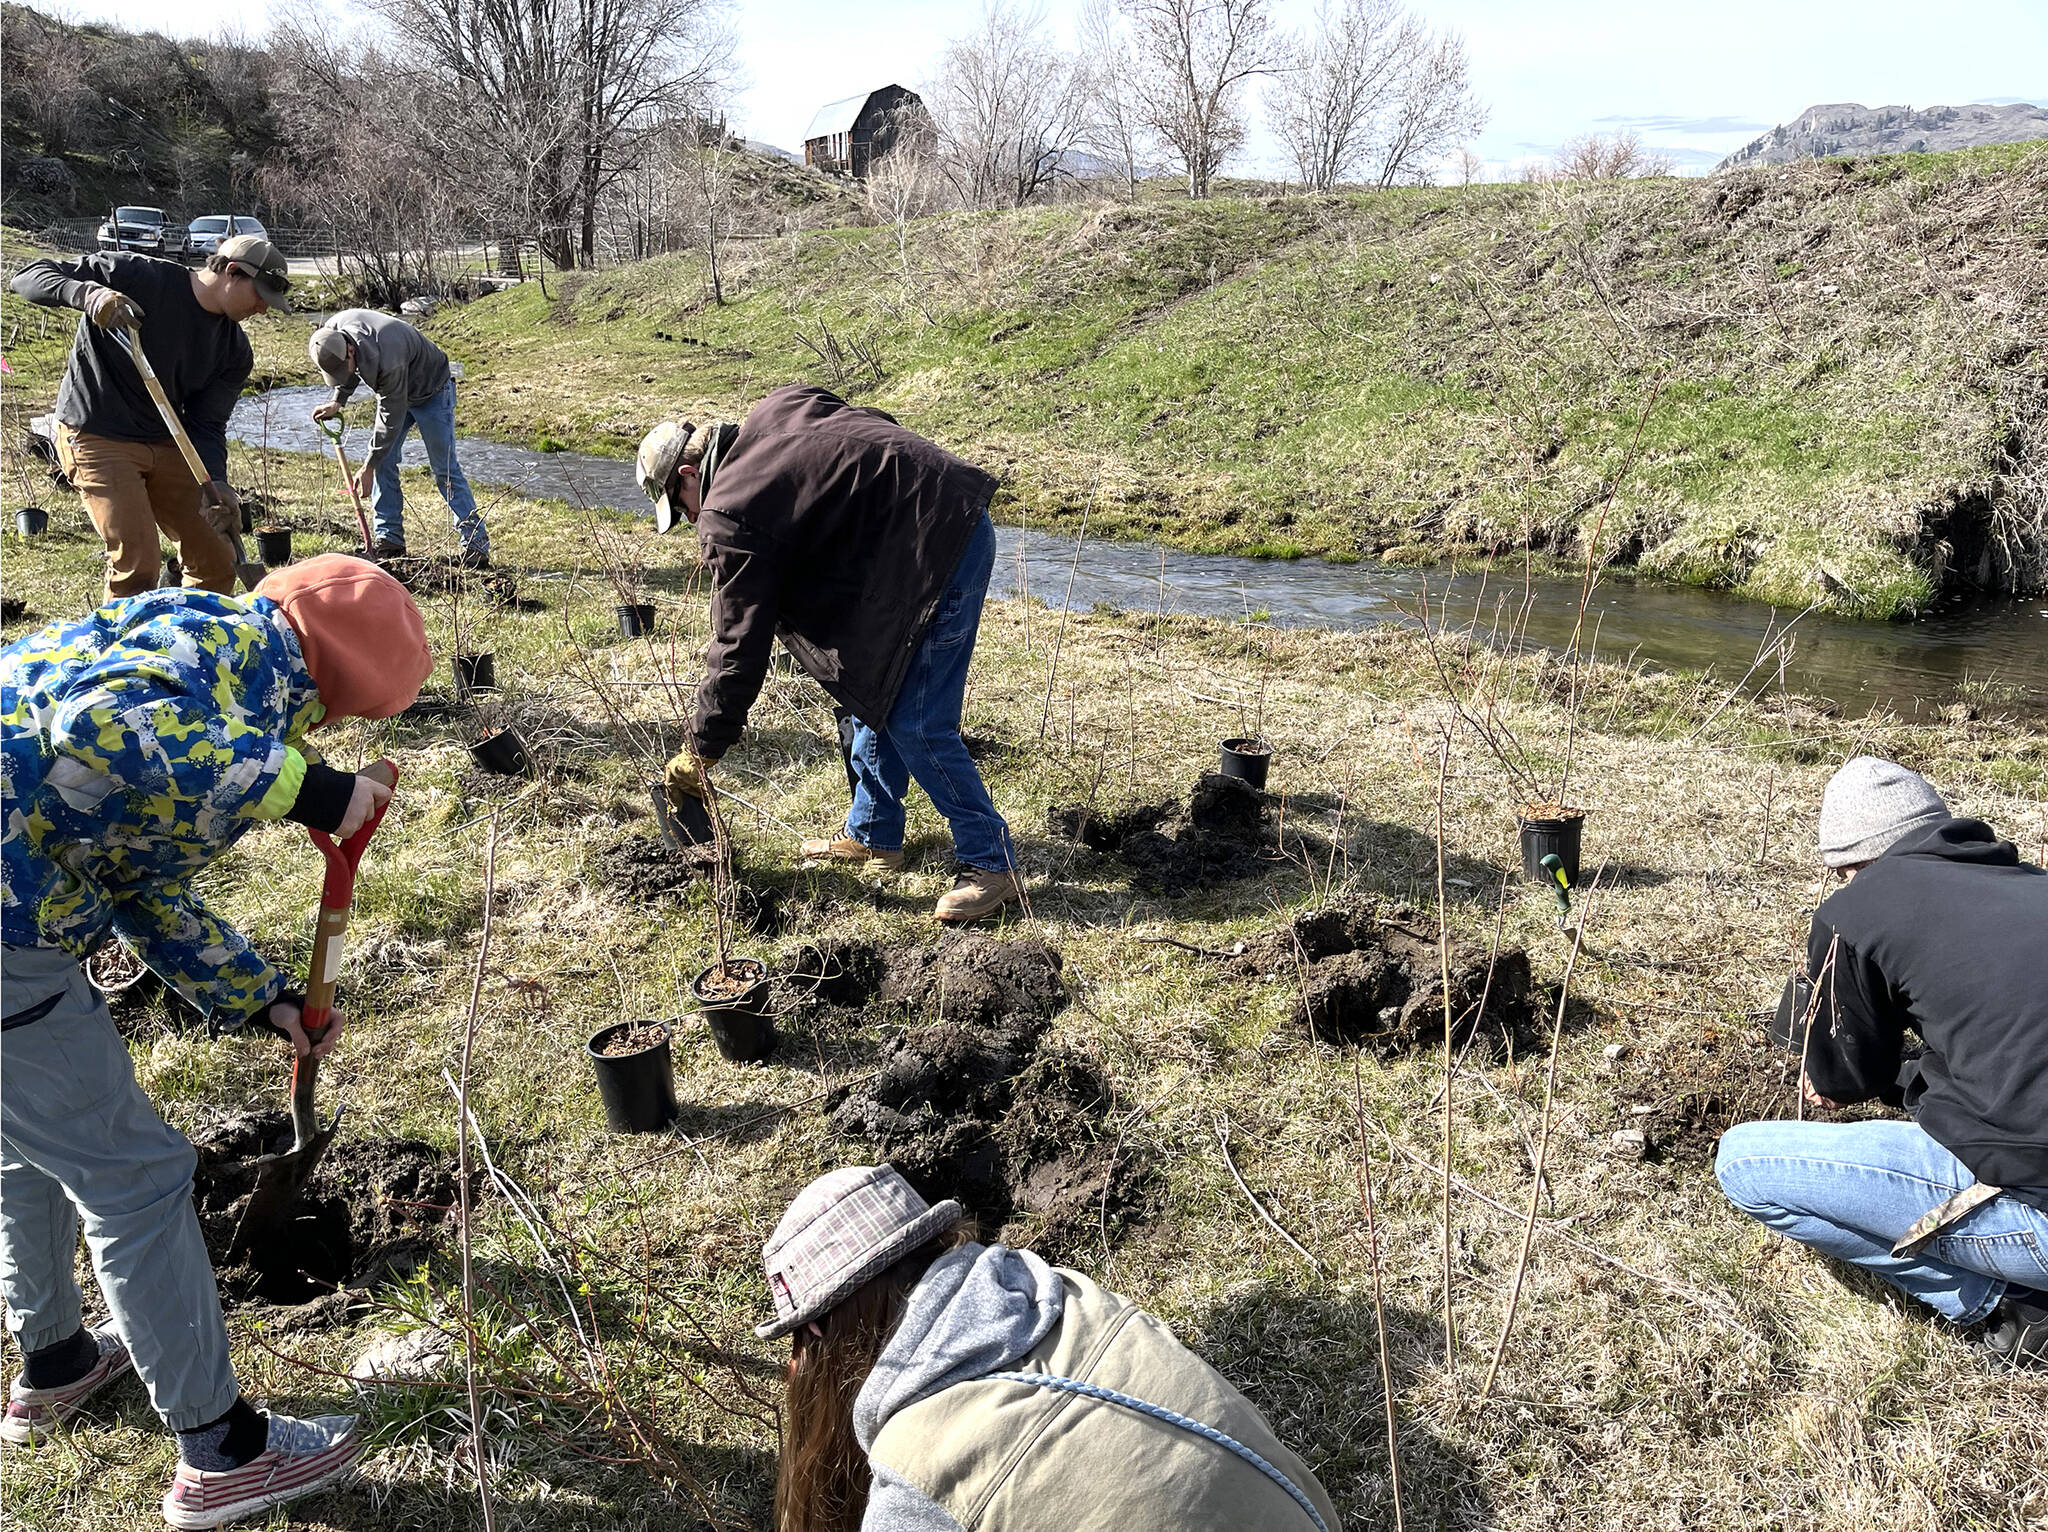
(784, 936), (887, 1007)
(599, 835), (715, 900)
(1049, 774), (1295, 895)
(1233, 901), (1536, 1055)
(383, 554), (538, 610)
(827, 935), (1150, 1257)
(1614, 1029), (1897, 1165)
(190, 1113), (459, 1326)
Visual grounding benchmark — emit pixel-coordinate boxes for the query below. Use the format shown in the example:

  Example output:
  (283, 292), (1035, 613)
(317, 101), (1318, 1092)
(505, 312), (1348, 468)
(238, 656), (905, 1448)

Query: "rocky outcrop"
(1718, 101), (2048, 170)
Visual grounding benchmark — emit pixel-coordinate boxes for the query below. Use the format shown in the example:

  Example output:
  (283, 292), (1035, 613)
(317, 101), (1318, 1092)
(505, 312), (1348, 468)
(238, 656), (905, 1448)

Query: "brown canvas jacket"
(690, 385), (997, 759)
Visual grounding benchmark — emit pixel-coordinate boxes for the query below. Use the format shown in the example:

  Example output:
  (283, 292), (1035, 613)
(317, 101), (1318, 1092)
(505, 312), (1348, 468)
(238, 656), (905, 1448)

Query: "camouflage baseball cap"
(216, 233), (293, 312)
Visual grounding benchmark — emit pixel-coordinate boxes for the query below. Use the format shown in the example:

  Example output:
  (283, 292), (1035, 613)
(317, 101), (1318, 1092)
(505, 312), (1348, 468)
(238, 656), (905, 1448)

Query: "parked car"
(187, 214), (268, 258)
(96, 207), (187, 257)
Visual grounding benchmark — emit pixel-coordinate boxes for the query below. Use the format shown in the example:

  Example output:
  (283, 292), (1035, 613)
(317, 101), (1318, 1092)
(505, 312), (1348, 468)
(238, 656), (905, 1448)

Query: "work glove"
(311, 402), (343, 423)
(663, 748), (716, 809)
(83, 284), (145, 330)
(202, 481), (241, 537)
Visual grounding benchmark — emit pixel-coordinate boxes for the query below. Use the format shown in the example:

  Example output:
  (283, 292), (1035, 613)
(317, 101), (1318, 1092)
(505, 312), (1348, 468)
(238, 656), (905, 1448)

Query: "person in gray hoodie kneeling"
(759, 1163), (1343, 1532)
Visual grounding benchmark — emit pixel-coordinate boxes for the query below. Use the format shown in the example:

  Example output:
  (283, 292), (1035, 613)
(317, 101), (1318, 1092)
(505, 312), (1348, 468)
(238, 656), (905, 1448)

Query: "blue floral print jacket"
(2, 590), (326, 1026)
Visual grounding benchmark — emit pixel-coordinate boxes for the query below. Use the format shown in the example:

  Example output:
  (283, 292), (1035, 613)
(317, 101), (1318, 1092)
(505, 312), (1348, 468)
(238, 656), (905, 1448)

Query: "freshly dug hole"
(1615, 1028), (1898, 1164)
(1048, 773), (1309, 895)
(1232, 901), (1537, 1054)
(190, 1113), (459, 1325)
(827, 935), (1151, 1257)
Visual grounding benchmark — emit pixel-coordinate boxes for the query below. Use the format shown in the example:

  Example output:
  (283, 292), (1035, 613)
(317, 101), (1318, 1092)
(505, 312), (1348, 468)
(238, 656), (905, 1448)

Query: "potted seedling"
(1219, 609), (1275, 788)
(15, 505), (48, 536)
(1516, 801), (1586, 887)
(453, 651), (497, 698)
(470, 726), (533, 776)
(688, 778), (774, 1061)
(254, 522), (293, 567)
(617, 601), (656, 638)
(585, 1020), (680, 1132)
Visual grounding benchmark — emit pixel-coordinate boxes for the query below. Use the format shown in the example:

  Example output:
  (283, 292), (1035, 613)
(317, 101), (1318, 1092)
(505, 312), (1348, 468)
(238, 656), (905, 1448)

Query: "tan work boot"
(934, 868), (1022, 923)
(799, 836), (904, 873)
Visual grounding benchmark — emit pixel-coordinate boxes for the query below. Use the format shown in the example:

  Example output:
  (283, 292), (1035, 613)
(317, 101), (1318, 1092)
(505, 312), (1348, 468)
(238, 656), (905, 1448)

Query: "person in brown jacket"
(758, 1164), (1344, 1532)
(637, 385), (1022, 923)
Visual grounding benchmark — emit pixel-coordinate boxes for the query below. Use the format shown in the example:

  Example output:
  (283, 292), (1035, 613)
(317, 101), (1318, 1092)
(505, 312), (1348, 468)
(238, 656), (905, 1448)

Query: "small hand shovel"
(230, 760), (398, 1256)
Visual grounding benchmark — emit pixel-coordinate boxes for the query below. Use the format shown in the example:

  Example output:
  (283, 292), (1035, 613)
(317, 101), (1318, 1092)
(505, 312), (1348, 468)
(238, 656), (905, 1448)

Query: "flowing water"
(232, 386), (2048, 720)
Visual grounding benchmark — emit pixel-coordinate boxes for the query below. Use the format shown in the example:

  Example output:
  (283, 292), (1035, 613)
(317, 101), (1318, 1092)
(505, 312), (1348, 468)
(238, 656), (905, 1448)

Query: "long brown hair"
(775, 1218), (976, 1532)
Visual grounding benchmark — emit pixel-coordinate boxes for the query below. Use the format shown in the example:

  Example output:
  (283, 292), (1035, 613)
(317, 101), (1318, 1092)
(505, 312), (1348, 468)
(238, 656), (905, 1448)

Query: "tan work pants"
(54, 425), (235, 601)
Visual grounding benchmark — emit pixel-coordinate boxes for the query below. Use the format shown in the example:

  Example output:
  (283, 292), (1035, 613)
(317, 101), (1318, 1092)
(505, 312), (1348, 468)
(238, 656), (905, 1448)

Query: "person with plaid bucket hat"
(1716, 757), (2048, 1370)
(760, 1163), (1342, 1531)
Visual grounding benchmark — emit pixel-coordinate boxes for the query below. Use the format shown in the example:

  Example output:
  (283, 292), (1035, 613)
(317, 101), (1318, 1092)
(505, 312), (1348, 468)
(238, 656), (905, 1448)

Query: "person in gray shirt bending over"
(308, 310), (489, 567)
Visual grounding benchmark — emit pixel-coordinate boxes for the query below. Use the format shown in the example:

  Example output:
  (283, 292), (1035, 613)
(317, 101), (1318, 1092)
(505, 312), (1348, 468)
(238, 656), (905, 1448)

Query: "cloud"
(1595, 113), (1774, 134)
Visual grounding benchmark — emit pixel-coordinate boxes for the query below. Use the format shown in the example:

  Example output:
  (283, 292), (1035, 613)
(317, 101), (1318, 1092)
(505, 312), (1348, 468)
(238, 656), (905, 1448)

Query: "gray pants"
(1, 943), (238, 1430)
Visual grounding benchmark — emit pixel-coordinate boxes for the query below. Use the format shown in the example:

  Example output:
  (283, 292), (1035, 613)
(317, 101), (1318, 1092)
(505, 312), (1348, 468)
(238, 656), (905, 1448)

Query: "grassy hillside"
(420, 145), (2048, 620)
(1, 447), (2044, 1531)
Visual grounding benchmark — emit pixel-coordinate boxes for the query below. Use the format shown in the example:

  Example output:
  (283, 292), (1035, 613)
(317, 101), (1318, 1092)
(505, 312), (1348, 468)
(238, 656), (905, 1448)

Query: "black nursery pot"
(586, 1022), (679, 1133)
(453, 652), (497, 696)
(239, 502), (256, 534)
(1218, 736), (1273, 789)
(616, 603), (656, 637)
(15, 506), (47, 536)
(690, 960), (775, 1063)
(470, 727), (533, 777)
(648, 780), (713, 847)
(255, 529), (293, 566)
(1517, 808), (1586, 887)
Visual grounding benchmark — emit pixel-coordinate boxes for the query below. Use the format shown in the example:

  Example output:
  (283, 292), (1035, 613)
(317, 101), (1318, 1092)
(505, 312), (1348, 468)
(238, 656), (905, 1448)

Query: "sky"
(42, 0), (2048, 179)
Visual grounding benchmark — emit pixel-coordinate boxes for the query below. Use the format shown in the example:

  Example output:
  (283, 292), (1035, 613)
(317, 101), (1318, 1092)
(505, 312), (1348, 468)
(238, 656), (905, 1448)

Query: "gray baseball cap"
(216, 233), (293, 312)
(308, 327), (353, 387)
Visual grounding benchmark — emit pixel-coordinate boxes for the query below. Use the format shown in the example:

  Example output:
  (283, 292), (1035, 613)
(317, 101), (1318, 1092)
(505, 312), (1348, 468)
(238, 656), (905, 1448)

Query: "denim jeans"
(369, 379), (488, 556)
(1716, 1119), (2048, 1323)
(843, 512), (1016, 873)
(0, 944), (240, 1429)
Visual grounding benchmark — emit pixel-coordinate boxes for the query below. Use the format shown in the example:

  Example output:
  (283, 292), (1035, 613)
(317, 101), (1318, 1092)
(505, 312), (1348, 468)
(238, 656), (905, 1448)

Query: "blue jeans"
(1716, 1120), (2048, 1323)
(369, 379), (488, 556)
(0, 944), (239, 1429)
(843, 512), (1015, 873)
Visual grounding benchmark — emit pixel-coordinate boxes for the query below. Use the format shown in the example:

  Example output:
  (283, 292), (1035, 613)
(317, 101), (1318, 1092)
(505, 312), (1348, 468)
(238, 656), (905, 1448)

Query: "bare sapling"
(1431, 729), (1460, 1401)
(1352, 1060), (1407, 1532)
(1478, 866), (1602, 1407)
(1037, 476), (1098, 740)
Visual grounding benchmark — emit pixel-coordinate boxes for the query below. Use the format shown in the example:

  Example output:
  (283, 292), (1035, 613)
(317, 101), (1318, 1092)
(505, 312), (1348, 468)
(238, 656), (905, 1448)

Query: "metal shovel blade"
(227, 1104), (344, 1258)
(236, 561), (268, 592)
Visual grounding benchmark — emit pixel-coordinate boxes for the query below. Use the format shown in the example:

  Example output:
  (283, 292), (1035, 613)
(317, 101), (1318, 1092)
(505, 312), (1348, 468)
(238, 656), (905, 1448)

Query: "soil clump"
(697, 958), (766, 998)
(383, 554), (538, 611)
(599, 834), (716, 900)
(190, 1113), (459, 1326)
(599, 1022), (669, 1056)
(1232, 901), (1536, 1055)
(826, 934), (1149, 1257)
(1049, 774), (1305, 895)
(1613, 1028), (1898, 1165)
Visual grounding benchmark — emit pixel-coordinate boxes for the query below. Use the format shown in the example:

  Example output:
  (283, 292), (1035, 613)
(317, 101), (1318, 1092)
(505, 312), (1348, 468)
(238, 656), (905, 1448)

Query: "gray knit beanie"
(1817, 756), (1948, 867)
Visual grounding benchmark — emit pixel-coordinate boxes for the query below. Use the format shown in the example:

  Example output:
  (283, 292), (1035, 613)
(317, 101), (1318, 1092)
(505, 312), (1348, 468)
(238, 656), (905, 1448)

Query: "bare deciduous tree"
(1545, 130), (1674, 181)
(1120, 0), (1276, 199)
(1267, 0), (1407, 192)
(1075, 0), (1152, 199)
(1369, 23), (1486, 187)
(931, 3), (1086, 209)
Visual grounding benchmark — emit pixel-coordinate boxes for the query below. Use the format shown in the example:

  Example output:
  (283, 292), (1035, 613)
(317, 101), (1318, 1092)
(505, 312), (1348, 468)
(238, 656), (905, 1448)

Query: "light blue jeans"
(0, 944), (239, 1429)
(843, 511), (1016, 873)
(1716, 1119), (2048, 1323)
(369, 379), (488, 556)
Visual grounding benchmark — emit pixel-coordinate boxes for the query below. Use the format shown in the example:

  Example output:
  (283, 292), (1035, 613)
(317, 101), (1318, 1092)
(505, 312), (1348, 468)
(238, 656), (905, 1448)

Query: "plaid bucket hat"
(756, 1164), (964, 1340)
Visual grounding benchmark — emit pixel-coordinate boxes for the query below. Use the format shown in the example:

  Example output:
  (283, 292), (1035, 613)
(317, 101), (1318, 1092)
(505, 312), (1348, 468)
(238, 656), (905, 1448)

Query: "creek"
(232, 386), (2048, 720)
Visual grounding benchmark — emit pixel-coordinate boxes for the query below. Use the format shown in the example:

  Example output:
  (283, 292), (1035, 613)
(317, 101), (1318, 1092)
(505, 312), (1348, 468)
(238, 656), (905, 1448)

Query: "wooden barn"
(802, 84), (931, 178)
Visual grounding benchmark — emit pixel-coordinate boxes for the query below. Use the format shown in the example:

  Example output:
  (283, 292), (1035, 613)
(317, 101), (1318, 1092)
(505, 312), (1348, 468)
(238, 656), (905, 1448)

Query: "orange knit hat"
(257, 555), (432, 722)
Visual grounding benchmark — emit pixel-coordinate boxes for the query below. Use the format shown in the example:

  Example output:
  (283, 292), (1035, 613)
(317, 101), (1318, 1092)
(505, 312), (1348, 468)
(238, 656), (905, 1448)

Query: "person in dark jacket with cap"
(637, 385), (1022, 924)
(307, 310), (488, 566)
(1715, 757), (2048, 1368)
(9, 235), (291, 600)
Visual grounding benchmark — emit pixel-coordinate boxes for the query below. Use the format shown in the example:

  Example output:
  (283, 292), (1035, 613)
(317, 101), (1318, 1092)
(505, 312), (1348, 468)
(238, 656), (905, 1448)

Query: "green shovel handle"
(1539, 853), (1572, 916)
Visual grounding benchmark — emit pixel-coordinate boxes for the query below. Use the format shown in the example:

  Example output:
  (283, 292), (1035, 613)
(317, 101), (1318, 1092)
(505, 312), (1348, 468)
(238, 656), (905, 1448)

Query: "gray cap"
(216, 233), (293, 312)
(308, 328), (353, 387)
(1818, 756), (1949, 867)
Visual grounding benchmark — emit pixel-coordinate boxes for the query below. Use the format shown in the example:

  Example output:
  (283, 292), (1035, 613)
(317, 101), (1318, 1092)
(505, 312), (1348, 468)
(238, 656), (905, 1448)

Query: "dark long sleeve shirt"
(10, 252), (251, 479)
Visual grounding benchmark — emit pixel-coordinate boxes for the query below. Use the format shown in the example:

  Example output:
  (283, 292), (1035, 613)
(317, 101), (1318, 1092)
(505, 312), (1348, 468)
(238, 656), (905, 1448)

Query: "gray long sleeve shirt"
(10, 252), (250, 478)
(318, 309), (452, 470)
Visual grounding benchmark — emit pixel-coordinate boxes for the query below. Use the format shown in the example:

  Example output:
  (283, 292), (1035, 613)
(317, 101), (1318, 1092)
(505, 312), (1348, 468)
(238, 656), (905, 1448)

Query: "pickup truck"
(96, 206), (189, 257)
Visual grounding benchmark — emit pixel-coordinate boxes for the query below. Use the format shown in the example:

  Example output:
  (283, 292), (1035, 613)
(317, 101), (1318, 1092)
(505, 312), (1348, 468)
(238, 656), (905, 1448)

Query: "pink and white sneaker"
(161, 1411), (364, 1529)
(1, 1322), (133, 1445)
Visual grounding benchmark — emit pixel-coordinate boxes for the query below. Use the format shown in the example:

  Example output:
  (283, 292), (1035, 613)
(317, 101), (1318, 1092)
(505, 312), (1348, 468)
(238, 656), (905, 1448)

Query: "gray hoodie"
(854, 1243), (1065, 1532)
(318, 309), (453, 470)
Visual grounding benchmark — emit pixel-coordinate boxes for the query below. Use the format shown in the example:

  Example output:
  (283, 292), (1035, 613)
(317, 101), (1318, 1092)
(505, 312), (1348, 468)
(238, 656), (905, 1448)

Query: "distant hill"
(1718, 101), (2048, 170)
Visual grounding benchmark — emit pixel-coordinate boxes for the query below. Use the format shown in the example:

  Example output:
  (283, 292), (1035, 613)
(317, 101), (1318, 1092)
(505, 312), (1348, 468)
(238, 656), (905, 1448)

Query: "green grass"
(394, 145), (2048, 619)
(1, 445), (2045, 1531)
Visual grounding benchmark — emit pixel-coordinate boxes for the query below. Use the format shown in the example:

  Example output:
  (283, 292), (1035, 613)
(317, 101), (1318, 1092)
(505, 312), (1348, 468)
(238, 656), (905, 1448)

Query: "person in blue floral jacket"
(1, 556), (430, 1525)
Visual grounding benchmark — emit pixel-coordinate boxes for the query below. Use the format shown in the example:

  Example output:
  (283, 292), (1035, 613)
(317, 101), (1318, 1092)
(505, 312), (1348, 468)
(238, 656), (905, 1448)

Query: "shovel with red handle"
(230, 760), (399, 1256)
